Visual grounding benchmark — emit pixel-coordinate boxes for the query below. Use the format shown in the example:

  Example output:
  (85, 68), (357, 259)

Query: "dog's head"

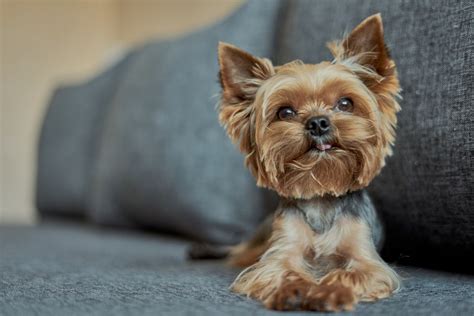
(218, 14), (400, 198)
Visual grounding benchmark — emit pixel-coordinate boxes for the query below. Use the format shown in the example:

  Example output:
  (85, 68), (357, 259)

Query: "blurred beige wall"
(0, 0), (242, 224)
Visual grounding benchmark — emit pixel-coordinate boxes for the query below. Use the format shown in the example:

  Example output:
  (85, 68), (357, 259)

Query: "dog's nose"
(306, 116), (331, 136)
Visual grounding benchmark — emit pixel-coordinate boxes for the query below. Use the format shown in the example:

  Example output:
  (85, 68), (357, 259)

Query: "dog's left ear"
(218, 42), (274, 103)
(217, 42), (274, 155)
(328, 14), (399, 95)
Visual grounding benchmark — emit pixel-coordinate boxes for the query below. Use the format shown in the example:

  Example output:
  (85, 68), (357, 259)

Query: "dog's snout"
(306, 116), (331, 136)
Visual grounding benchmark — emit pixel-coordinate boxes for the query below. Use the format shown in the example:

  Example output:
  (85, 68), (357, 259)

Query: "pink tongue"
(316, 143), (332, 151)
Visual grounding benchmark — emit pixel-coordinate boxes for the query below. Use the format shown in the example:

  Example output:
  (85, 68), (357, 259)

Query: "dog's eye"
(335, 97), (354, 112)
(277, 106), (297, 120)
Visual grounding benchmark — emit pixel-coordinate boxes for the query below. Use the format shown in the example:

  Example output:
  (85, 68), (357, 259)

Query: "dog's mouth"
(315, 143), (333, 151)
(306, 133), (339, 153)
(309, 141), (338, 153)
(291, 140), (340, 163)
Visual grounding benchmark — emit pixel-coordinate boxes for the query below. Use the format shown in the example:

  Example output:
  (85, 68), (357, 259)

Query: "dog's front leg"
(231, 209), (357, 311)
(316, 217), (401, 302)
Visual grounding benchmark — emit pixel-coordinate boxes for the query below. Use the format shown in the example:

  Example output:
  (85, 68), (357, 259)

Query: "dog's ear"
(217, 42), (274, 154)
(329, 14), (400, 161)
(328, 14), (399, 95)
(218, 42), (274, 102)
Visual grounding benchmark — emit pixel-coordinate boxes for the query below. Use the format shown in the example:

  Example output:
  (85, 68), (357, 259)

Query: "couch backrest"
(37, 0), (473, 270)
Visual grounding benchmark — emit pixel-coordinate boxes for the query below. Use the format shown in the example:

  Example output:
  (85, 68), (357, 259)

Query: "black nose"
(306, 116), (331, 136)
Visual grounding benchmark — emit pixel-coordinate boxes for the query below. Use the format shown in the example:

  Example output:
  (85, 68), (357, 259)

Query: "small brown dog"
(192, 14), (401, 312)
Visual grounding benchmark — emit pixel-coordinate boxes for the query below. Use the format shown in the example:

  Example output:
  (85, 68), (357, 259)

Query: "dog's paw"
(266, 278), (357, 312)
(305, 283), (357, 312)
(266, 279), (311, 311)
(320, 267), (398, 302)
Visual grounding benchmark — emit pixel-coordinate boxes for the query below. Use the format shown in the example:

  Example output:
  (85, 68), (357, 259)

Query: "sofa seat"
(1, 221), (473, 315)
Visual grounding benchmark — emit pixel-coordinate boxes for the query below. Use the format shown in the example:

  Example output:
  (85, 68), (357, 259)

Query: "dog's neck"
(278, 190), (376, 234)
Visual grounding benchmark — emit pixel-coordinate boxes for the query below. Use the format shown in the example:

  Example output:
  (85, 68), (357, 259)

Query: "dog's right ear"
(217, 42), (274, 154)
(218, 42), (274, 103)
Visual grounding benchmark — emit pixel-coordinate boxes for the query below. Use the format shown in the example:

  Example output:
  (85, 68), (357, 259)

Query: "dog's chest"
(284, 191), (370, 234)
(281, 191), (383, 249)
(295, 198), (342, 234)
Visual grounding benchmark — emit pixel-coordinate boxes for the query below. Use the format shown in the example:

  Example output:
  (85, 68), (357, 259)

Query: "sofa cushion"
(86, 0), (282, 244)
(276, 0), (474, 266)
(36, 0), (473, 264)
(36, 53), (135, 221)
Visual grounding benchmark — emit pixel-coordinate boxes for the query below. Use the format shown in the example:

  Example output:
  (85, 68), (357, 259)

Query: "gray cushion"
(87, 0), (281, 244)
(1, 221), (474, 315)
(36, 0), (473, 262)
(276, 0), (473, 268)
(36, 53), (135, 220)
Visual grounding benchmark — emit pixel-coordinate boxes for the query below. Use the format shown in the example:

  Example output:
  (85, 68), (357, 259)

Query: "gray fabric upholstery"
(36, 0), (473, 261)
(1, 221), (473, 316)
(88, 0), (282, 244)
(37, 0), (282, 243)
(36, 53), (136, 220)
(276, 0), (474, 265)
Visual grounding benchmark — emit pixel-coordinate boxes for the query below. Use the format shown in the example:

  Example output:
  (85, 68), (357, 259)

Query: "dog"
(190, 14), (401, 312)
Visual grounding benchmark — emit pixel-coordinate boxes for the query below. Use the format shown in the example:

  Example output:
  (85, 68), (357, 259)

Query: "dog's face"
(218, 14), (400, 199)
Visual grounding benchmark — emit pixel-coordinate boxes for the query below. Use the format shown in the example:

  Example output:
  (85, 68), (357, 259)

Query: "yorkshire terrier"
(190, 14), (401, 312)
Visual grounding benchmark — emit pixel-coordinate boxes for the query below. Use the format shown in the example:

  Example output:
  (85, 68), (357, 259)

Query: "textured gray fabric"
(36, 53), (135, 222)
(1, 221), (473, 316)
(87, 0), (281, 244)
(277, 0), (473, 267)
(36, 0), (473, 261)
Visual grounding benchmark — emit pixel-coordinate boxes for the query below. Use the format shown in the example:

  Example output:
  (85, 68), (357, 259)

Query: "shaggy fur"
(207, 14), (401, 312)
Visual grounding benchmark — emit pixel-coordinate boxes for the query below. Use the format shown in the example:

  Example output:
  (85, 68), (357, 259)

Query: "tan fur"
(217, 14), (401, 311)
(227, 215), (273, 267)
(230, 211), (317, 305)
(228, 242), (269, 268)
(319, 218), (400, 302)
(231, 213), (399, 311)
(218, 16), (400, 199)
